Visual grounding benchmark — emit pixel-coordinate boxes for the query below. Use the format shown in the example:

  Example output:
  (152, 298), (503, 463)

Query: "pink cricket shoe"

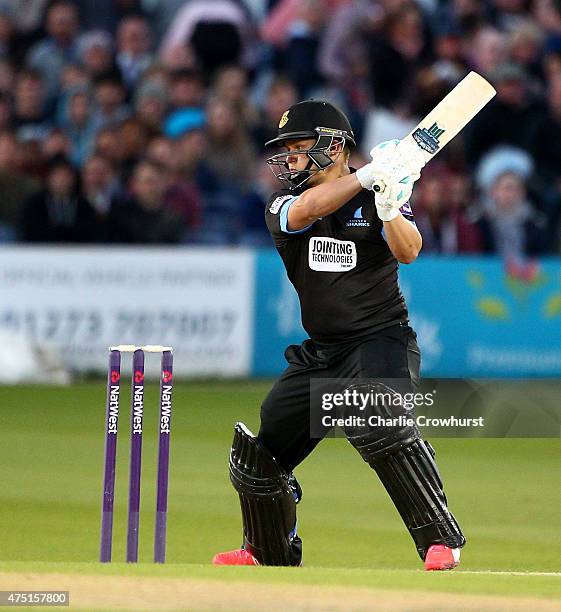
(212, 549), (259, 566)
(424, 544), (461, 571)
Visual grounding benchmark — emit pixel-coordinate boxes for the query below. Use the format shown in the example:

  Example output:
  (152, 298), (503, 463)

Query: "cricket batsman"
(213, 100), (465, 570)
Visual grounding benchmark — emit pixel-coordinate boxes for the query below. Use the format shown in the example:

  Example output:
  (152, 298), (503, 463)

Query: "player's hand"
(356, 138), (425, 194)
(355, 140), (420, 221)
(369, 139), (427, 174)
(373, 170), (417, 221)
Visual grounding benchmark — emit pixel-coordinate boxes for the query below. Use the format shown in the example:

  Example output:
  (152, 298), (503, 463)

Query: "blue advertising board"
(253, 252), (561, 378)
(252, 249), (306, 375)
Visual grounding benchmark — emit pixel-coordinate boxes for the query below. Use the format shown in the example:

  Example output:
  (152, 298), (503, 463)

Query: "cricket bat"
(373, 71), (496, 192)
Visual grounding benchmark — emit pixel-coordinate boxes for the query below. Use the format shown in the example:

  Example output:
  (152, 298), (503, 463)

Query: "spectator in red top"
(412, 166), (483, 254)
(146, 134), (202, 241)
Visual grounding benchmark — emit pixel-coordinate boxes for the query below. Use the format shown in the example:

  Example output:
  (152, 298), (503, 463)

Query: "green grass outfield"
(0, 381), (560, 608)
(1, 561), (561, 598)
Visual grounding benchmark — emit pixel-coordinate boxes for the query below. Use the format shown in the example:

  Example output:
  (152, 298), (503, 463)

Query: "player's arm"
(286, 173), (363, 231)
(383, 213), (422, 264)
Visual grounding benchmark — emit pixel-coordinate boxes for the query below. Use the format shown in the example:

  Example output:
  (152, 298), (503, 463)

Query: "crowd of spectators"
(1, 0), (561, 260)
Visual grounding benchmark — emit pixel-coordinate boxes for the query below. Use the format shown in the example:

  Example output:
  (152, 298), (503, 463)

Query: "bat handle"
(373, 179), (385, 193)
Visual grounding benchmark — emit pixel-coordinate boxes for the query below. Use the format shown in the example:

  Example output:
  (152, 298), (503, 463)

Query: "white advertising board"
(0, 247), (254, 377)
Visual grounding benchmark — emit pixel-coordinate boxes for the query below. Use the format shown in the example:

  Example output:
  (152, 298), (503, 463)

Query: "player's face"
(284, 138), (317, 172)
(267, 135), (346, 188)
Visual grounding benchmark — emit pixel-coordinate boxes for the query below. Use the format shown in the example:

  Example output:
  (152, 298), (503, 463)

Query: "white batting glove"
(356, 139), (399, 189)
(356, 140), (420, 221)
(374, 169), (418, 221)
(372, 138), (427, 174)
(357, 163), (417, 221)
(357, 139), (426, 189)
(369, 138), (401, 158)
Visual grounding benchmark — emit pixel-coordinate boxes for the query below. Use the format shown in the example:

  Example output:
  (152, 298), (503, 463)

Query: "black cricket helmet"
(265, 99), (356, 189)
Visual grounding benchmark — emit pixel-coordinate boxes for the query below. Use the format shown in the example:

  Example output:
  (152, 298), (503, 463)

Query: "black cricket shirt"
(264, 180), (414, 345)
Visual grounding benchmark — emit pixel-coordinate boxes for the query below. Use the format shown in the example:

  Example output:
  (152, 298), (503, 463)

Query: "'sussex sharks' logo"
(412, 122), (445, 154)
(345, 206), (370, 228)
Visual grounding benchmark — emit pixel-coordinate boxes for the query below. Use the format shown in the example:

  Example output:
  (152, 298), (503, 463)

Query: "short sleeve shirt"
(265, 182), (414, 344)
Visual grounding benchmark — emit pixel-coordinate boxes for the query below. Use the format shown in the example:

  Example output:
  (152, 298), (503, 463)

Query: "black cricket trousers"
(257, 323), (421, 472)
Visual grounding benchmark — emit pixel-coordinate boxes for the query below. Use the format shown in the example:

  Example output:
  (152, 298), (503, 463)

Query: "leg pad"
(229, 422), (302, 566)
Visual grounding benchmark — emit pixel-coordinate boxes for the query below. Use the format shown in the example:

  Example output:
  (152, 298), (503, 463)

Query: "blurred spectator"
(430, 22), (467, 86)
(532, 75), (561, 248)
(160, 0), (254, 76)
(261, 0), (343, 47)
(41, 127), (71, 159)
(91, 74), (130, 132)
(134, 80), (167, 132)
(0, 57), (14, 92)
(318, 0), (382, 92)
(171, 121), (221, 244)
(0, 8), (15, 57)
(58, 86), (96, 166)
(431, 0), (485, 37)
(205, 97), (255, 191)
(466, 27), (508, 77)
(168, 68), (205, 112)
(488, 0), (529, 31)
(94, 126), (126, 172)
(80, 153), (120, 241)
(533, 0), (561, 36)
(17, 139), (44, 179)
(412, 168), (482, 254)
(368, 2), (429, 110)
(146, 135), (202, 240)
(18, 154), (97, 242)
(282, 0), (328, 97)
(75, 0), (145, 35)
(26, 1), (80, 100)
(141, 0), (186, 42)
(81, 153), (120, 218)
(138, 63), (169, 90)
(212, 65), (257, 126)
(119, 117), (150, 177)
(145, 134), (175, 168)
(542, 42), (561, 82)
(77, 30), (115, 80)
(533, 75), (561, 183)
(464, 63), (546, 165)
(13, 69), (51, 141)
(158, 38), (197, 71)
(109, 158), (184, 243)
(172, 122), (217, 199)
(0, 0), (50, 35)
(475, 144), (534, 192)
(252, 76), (297, 151)
(199, 97), (256, 243)
(475, 170), (548, 261)
(507, 18), (544, 79)
(116, 16), (153, 91)
(0, 0), (555, 253)
(60, 62), (90, 92)
(0, 131), (39, 240)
